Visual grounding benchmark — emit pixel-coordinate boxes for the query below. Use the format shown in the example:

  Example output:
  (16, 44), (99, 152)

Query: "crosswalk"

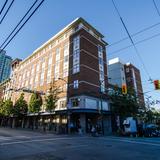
(0, 135), (30, 141)
(100, 136), (160, 147)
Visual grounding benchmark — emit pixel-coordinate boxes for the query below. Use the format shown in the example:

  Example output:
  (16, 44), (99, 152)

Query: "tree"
(109, 86), (139, 131)
(29, 93), (42, 113)
(0, 100), (5, 125)
(14, 93), (28, 128)
(29, 93), (42, 129)
(0, 100), (4, 117)
(110, 87), (139, 117)
(1, 99), (13, 127)
(3, 98), (13, 117)
(45, 82), (59, 130)
(14, 93), (28, 116)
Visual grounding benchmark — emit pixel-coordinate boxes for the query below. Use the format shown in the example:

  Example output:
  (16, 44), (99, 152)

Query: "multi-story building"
(124, 63), (145, 107)
(108, 57), (145, 107)
(8, 17), (111, 134)
(0, 78), (12, 100)
(108, 58), (126, 88)
(0, 50), (12, 83)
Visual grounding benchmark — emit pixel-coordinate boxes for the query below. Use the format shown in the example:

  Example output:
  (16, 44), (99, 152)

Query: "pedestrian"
(91, 126), (96, 137)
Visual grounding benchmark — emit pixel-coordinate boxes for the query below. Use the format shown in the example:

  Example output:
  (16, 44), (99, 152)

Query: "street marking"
(0, 137), (87, 146)
(102, 137), (160, 147)
(0, 137), (11, 140)
(64, 144), (88, 149)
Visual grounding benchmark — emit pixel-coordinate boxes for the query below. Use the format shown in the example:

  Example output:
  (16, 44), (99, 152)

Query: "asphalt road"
(0, 128), (160, 160)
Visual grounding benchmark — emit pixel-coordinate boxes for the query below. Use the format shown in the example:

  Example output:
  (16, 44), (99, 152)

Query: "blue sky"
(0, 0), (160, 106)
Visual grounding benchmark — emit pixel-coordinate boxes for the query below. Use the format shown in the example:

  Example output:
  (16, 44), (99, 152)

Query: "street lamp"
(58, 78), (71, 134)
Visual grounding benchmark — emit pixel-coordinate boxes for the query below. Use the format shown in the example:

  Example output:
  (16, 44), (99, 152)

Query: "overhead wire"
(152, 0), (160, 17)
(108, 21), (160, 47)
(0, 0), (45, 51)
(0, 0), (14, 24)
(108, 31), (160, 56)
(112, 0), (152, 81)
(0, 0), (38, 49)
(108, 0), (160, 47)
(0, 0), (8, 16)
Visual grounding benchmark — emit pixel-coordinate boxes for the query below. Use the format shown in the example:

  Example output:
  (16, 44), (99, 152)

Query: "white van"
(123, 117), (137, 136)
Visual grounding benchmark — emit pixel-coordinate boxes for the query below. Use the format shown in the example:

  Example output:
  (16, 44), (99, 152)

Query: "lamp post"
(99, 77), (111, 136)
(58, 78), (70, 134)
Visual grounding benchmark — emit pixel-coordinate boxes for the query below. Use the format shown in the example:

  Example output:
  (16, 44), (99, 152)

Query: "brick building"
(108, 58), (145, 107)
(124, 63), (145, 107)
(7, 17), (111, 134)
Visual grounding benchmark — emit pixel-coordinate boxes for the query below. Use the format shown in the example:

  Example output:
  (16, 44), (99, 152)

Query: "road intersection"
(0, 128), (160, 160)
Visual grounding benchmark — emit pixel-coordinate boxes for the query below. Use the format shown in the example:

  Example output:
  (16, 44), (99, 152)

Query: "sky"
(0, 0), (160, 107)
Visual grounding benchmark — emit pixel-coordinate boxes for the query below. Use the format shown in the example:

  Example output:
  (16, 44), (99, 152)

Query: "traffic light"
(122, 84), (127, 94)
(154, 80), (160, 90)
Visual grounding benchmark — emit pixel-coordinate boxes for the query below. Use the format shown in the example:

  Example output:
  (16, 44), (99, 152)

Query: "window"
(99, 58), (103, 65)
(25, 80), (28, 87)
(98, 45), (103, 58)
(54, 62), (60, 80)
(55, 62), (60, 73)
(73, 64), (80, 74)
(126, 68), (130, 73)
(99, 71), (104, 81)
(56, 48), (60, 61)
(42, 61), (45, 68)
(99, 64), (104, 72)
(36, 63), (40, 72)
(54, 73), (59, 80)
(35, 74), (39, 82)
(59, 100), (66, 108)
(47, 64), (52, 72)
(30, 77), (33, 85)
(73, 80), (79, 89)
(71, 98), (80, 107)
(19, 76), (22, 82)
(40, 72), (44, 79)
(100, 81), (105, 93)
(73, 35), (80, 51)
(64, 55), (69, 63)
(98, 45), (103, 53)
(73, 50), (80, 59)
(27, 71), (30, 78)
(48, 57), (52, 65)
(63, 68), (68, 78)
(47, 75), (51, 84)
(64, 43), (69, 56)
(73, 50), (80, 74)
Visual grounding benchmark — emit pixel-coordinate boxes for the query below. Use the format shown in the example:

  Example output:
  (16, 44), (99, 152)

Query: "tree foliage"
(0, 100), (5, 116)
(109, 87), (139, 118)
(3, 98), (13, 116)
(29, 93), (42, 113)
(14, 93), (28, 116)
(45, 82), (59, 113)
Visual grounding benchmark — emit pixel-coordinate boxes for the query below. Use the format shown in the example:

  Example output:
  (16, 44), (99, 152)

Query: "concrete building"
(108, 58), (126, 88)
(108, 57), (145, 107)
(5, 17), (111, 134)
(0, 50), (12, 83)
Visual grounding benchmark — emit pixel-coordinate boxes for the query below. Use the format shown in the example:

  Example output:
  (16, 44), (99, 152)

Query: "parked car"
(143, 124), (160, 137)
